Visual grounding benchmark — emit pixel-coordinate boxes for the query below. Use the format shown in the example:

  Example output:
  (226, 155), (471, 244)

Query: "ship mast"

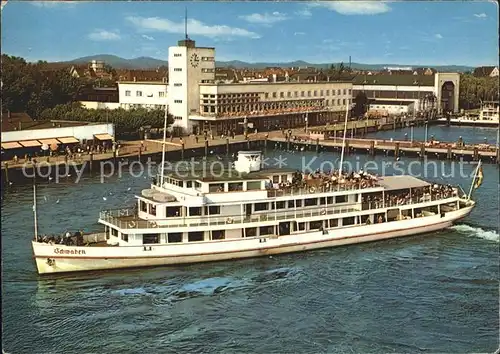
(33, 177), (39, 241)
(338, 103), (350, 178)
(159, 105), (168, 187)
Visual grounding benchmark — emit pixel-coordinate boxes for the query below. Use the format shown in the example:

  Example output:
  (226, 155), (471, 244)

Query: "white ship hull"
(33, 205), (473, 275)
(437, 117), (499, 127)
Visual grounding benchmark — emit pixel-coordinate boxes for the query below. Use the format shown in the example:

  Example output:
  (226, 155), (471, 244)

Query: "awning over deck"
(19, 140), (42, 147)
(1, 142), (23, 149)
(58, 137), (80, 144)
(39, 138), (60, 146)
(94, 133), (113, 141)
(379, 175), (430, 191)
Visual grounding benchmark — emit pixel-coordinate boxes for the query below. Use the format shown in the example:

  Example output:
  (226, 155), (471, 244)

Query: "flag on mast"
(474, 164), (483, 189)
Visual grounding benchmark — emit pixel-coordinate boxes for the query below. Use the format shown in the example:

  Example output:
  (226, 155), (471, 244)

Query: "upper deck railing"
(99, 192), (460, 230)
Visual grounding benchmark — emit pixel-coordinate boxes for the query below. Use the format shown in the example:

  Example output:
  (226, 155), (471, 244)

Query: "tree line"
(40, 103), (172, 135)
(459, 74), (499, 110)
(2, 54), (172, 135)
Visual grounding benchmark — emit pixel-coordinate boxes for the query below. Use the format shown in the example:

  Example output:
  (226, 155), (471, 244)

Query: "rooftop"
(378, 175), (430, 191)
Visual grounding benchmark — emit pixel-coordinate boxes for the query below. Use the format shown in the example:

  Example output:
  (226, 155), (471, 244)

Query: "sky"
(1, 1), (498, 66)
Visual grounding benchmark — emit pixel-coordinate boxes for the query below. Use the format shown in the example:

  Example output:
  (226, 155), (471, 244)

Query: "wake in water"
(452, 224), (499, 243)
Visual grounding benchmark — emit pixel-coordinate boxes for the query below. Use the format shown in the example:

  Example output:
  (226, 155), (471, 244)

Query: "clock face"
(190, 53), (200, 68)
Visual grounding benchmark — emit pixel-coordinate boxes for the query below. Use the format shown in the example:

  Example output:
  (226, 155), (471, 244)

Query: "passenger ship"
(438, 101), (499, 127)
(32, 150), (477, 274)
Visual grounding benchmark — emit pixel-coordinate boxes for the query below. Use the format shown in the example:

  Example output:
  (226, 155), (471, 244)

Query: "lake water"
(2, 131), (499, 353)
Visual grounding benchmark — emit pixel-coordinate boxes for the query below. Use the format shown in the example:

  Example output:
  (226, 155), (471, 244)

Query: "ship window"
(195, 181), (202, 189)
(186, 181), (193, 188)
(298, 222), (305, 231)
(272, 175), (280, 183)
(168, 233), (183, 243)
(259, 226), (274, 235)
(247, 181), (261, 190)
(150, 205), (157, 216)
(254, 202), (268, 211)
(211, 230), (225, 240)
(189, 207), (202, 216)
(105, 226), (110, 240)
(166, 206), (181, 217)
(343, 217), (355, 226)
(304, 198), (317, 207)
(276, 201), (286, 209)
(143, 233), (160, 244)
(329, 219), (338, 228)
(245, 227), (257, 237)
(296, 200), (303, 207)
(121, 233), (129, 242)
(280, 174), (287, 182)
(228, 182), (243, 191)
(319, 197), (326, 205)
(327, 197), (334, 204)
(310, 220), (322, 230)
(336, 195), (348, 203)
(288, 200), (295, 208)
(204, 206), (220, 215)
(140, 201), (147, 212)
(111, 228), (118, 237)
(188, 232), (204, 242)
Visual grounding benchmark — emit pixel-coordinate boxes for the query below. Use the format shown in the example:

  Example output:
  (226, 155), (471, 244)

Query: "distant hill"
(61, 54), (475, 72)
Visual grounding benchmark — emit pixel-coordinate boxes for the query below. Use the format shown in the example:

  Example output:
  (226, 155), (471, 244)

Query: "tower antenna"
(185, 7), (188, 40)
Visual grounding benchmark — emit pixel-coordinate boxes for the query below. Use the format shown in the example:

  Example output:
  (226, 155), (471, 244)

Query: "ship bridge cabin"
(98, 151), (460, 246)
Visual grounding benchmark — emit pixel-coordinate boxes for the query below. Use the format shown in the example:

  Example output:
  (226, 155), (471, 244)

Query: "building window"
(301, 91), (305, 97)
(174, 83), (182, 87)
(348, 89), (352, 95)
(343, 98), (346, 105)
(308, 91), (311, 97)
(202, 56), (214, 61)
(326, 89), (330, 96)
(202, 68), (215, 73)
(272, 92), (277, 98)
(337, 99), (341, 105)
(136, 91), (142, 97)
(313, 90), (317, 96)
(173, 53), (182, 57)
(174, 100), (182, 103)
(287, 92), (291, 97)
(159, 92), (165, 97)
(280, 92), (284, 98)
(294, 91), (298, 97)
(125, 90), (131, 96)
(343, 89), (346, 95)
(265, 93), (269, 99)
(174, 68), (182, 72)
(337, 89), (341, 95)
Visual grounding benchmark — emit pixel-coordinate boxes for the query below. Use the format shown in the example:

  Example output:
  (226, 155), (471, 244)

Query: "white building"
(352, 72), (460, 114)
(167, 38), (215, 131)
(368, 100), (415, 116)
(118, 81), (168, 110)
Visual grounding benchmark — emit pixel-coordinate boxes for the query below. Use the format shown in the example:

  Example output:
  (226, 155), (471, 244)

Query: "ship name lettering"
(53, 248), (86, 255)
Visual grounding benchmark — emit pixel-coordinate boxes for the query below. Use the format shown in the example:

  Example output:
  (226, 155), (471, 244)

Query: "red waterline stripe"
(34, 220), (451, 260)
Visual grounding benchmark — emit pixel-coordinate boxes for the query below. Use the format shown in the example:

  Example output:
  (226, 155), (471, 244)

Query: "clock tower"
(167, 37), (215, 133)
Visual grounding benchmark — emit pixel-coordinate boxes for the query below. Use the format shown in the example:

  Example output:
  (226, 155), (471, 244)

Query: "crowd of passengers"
(362, 184), (457, 208)
(37, 231), (85, 246)
(267, 169), (379, 192)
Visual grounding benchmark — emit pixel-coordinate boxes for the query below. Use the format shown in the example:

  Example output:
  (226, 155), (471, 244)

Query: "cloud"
(474, 13), (487, 18)
(31, 1), (79, 8)
(294, 31), (306, 36)
(308, 1), (391, 15)
(434, 33), (443, 39)
(88, 29), (121, 41)
(141, 34), (154, 41)
(239, 11), (288, 24)
(126, 16), (260, 39)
